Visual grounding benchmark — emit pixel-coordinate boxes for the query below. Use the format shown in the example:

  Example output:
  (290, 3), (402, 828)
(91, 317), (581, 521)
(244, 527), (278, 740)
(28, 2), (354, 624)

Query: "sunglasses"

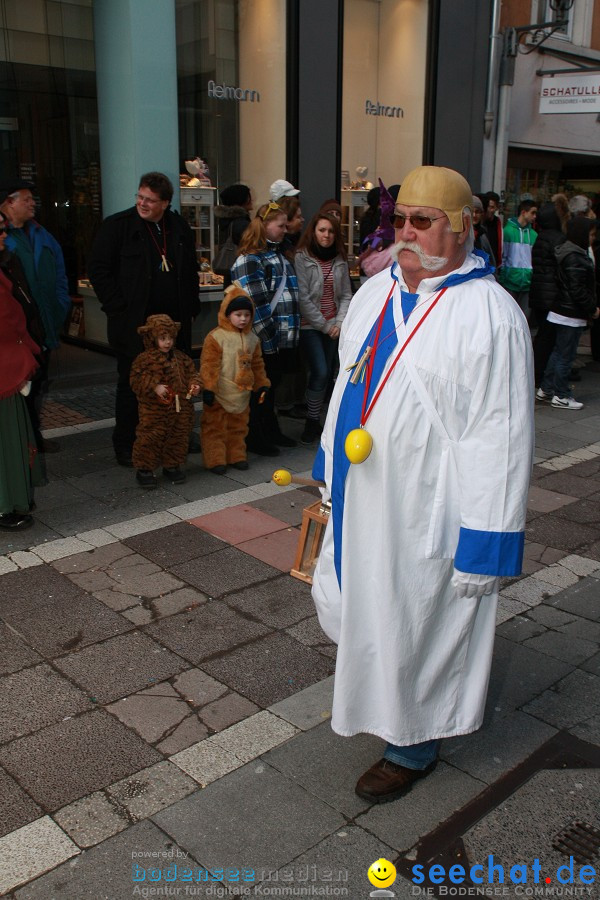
(258, 201), (282, 220)
(389, 213), (446, 230)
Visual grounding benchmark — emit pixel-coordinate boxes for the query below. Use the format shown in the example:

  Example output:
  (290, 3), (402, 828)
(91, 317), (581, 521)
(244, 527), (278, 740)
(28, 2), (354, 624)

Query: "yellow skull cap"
(397, 166), (473, 232)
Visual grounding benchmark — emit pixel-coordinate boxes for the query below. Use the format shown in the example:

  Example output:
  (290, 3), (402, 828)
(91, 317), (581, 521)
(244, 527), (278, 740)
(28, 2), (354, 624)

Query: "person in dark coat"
(537, 217), (598, 410)
(530, 195), (569, 387)
(88, 172), (199, 467)
(213, 184), (253, 287)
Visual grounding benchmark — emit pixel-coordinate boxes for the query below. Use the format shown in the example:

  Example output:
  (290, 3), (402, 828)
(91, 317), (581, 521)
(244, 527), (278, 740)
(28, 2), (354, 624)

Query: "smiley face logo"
(367, 858), (397, 888)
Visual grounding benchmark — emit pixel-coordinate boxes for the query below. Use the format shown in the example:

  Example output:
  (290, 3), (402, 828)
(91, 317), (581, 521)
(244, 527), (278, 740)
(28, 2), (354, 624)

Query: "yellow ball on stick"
(272, 469), (292, 486)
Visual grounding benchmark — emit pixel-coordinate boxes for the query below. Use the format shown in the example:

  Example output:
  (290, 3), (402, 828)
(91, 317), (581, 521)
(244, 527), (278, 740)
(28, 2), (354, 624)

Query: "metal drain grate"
(552, 821), (600, 864)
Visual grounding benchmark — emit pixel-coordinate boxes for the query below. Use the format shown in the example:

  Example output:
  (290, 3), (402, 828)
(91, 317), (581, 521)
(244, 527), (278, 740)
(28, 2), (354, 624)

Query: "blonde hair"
(237, 202), (286, 255)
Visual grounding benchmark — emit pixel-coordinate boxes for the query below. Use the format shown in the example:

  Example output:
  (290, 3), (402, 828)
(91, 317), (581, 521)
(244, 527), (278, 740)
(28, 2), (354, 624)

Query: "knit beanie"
(566, 216), (595, 251)
(219, 183), (251, 207)
(319, 198), (342, 217)
(226, 296), (254, 316)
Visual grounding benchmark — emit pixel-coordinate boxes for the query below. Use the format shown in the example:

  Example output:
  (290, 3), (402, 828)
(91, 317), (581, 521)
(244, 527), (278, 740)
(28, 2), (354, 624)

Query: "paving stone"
(225, 574), (315, 628)
(0, 815), (79, 896)
(123, 520), (227, 566)
(0, 566), (130, 657)
(522, 629), (598, 665)
(0, 710), (161, 811)
(558, 552), (600, 576)
(119, 605), (154, 625)
(356, 761), (485, 853)
(13, 819), (201, 899)
(523, 669), (600, 728)
(105, 510), (181, 540)
(581, 651), (600, 677)
(571, 713), (600, 744)
(520, 557), (544, 575)
(556, 615), (600, 643)
(171, 737), (243, 786)
(527, 604), (577, 627)
(0, 767), (42, 838)
(269, 676), (334, 731)
(440, 710), (557, 785)
(499, 575), (561, 606)
(51, 542), (135, 574)
(0, 556), (19, 574)
(170, 545), (281, 597)
(33, 536), (95, 562)
(286, 615), (337, 658)
(247, 488), (317, 525)
(268, 824), (405, 898)
(0, 622), (42, 676)
(192, 503), (289, 545)
(547, 574), (600, 621)
(201, 632), (335, 707)
(55, 631), (187, 704)
(263, 721), (383, 818)
(107, 681), (194, 743)
(106, 760), (197, 822)
(199, 692), (260, 732)
(144, 601), (270, 665)
(484, 637), (572, 721)
(75, 528), (118, 548)
(555, 497), (600, 526)
(0, 663), (92, 742)
(534, 431), (589, 455)
(156, 715), (210, 755)
(148, 586), (210, 619)
(53, 791), (129, 848)
(209, 710), (297, 763)
(495, 596), (529, 624)
(531, 470), (600, 499)
(172, 667), (229, 706)
(564, 455), (600, 477)
(531, 563), (580, 589)
(527, 484), (577, 513)
(153, 762), (345, 871)
(495, 615), (547, 643)
(7, 551), (43, 569)
(526, 514), (600, 552)
(237, 527), (299, 572)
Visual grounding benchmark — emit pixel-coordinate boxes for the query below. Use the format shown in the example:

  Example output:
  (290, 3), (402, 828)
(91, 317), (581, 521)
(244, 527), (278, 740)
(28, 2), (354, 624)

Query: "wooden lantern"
(290, 499), (331, 584)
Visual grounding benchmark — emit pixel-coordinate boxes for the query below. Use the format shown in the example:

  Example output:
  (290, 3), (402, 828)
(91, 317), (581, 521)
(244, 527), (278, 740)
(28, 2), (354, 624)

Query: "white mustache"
(392, 240), (448, 272)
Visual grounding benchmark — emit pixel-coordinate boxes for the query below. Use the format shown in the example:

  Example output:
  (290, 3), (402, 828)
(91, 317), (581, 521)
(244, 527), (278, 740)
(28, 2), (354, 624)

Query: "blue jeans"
(541, 324), (585, 399)
(299, 329), (338, 410)
(384, 739), (441, 770)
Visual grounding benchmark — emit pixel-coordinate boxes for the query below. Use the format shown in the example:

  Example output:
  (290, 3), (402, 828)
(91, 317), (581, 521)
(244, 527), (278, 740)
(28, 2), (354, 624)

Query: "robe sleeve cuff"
(454, 527), (524, 576)
(312, 444), (325, 482)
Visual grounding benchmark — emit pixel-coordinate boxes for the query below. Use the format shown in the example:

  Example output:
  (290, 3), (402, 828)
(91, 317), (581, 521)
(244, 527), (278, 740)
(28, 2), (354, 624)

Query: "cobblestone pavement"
(0, 350), (599, 898)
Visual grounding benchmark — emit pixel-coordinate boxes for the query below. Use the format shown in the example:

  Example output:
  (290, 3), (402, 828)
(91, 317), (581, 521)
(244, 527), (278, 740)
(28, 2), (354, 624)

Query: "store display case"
(180, 186), (217, 266)
(341, 188), (370, 259)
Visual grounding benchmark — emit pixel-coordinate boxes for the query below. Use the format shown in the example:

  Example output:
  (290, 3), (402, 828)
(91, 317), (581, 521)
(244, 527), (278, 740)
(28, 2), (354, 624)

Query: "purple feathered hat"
(361, 179), (400, 251)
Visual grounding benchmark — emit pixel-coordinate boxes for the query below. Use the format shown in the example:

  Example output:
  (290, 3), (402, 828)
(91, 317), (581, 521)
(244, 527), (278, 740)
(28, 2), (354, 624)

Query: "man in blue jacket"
(1, 178), (71, 452)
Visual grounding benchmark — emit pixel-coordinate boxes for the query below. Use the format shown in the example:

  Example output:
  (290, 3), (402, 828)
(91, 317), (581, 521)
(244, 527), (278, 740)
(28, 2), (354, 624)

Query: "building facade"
(1, 0), (497, 296)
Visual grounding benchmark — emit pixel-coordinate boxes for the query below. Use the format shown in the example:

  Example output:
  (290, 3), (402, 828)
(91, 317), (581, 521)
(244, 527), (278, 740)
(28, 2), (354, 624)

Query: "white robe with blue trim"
(312, 253), (534, 745)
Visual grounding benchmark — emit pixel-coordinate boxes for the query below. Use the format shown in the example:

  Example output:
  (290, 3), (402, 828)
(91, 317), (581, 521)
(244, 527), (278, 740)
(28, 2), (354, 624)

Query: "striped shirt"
(319, 260), (336, 320)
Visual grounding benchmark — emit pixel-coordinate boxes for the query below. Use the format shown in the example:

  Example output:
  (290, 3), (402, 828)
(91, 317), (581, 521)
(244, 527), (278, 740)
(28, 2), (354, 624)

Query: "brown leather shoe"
(355, 758), (437, 803)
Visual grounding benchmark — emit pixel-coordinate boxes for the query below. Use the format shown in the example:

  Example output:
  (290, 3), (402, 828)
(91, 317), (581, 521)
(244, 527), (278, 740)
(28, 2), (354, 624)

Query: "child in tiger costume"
(130, 314), (201, 487)
(200, 284), (270, 473)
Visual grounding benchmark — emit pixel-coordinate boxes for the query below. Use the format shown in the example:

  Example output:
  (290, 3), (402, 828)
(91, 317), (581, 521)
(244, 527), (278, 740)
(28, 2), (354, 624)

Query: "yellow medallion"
(345, 428), (373, 464)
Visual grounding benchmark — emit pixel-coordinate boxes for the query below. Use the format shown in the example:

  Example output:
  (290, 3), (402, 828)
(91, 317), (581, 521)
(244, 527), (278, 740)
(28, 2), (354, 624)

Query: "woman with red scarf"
(0, 213), (42, 530)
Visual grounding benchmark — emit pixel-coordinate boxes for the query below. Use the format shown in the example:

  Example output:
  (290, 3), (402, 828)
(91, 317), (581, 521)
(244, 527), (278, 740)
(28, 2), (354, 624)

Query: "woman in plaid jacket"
(231, 202), (300, 455)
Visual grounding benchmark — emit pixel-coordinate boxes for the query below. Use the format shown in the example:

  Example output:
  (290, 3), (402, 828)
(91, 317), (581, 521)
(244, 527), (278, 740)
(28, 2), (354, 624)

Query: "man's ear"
(457, 215), (471, 245)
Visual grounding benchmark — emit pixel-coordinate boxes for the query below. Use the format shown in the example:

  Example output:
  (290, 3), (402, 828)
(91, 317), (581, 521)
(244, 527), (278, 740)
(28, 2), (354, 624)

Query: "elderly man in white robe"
(311, 165), (534, 804)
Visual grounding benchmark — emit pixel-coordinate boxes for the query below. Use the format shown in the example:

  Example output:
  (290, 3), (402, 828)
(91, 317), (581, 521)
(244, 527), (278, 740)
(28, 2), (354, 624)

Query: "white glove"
(451, 569), (499, 599)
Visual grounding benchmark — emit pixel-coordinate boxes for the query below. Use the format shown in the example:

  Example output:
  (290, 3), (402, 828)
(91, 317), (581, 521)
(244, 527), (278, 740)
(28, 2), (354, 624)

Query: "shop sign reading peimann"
(208, 80), (259, 102)
(539, 73), (600, 114)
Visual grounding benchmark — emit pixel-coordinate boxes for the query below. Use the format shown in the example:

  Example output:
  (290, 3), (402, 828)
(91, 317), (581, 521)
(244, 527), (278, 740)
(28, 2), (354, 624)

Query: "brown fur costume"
(200, 285), (269, 469)
(130, 315), (201, 470)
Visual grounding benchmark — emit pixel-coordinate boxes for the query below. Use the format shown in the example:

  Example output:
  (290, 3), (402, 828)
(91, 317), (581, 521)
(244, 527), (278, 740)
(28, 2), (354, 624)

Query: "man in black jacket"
(530, 196), (568, 387)
(88, 172), (199, 466)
